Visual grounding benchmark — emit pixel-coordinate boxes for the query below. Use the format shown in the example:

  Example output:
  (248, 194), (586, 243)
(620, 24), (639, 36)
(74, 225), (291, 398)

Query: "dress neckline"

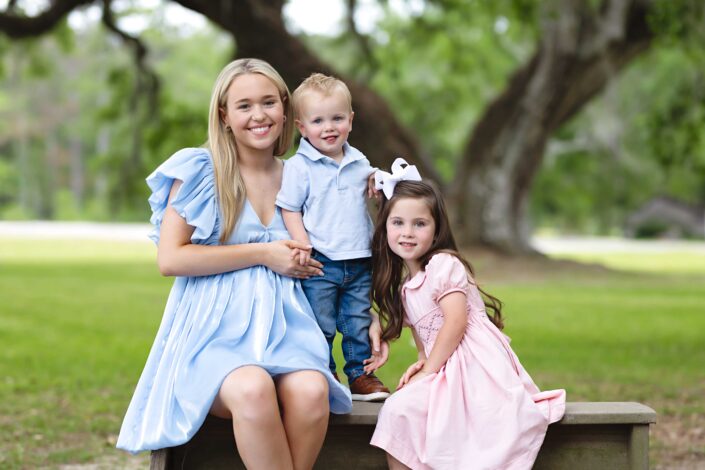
(403, 268), (427, 291)
(245, 199), (278, 229)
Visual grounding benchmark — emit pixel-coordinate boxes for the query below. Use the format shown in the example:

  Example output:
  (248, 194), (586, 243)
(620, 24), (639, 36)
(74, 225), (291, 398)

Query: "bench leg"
(628, 424), (650, 470)
(150, 449), (169, 470)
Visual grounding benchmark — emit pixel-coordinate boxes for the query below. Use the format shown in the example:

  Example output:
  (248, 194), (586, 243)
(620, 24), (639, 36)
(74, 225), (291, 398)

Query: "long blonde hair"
(207, 58), (294, 242)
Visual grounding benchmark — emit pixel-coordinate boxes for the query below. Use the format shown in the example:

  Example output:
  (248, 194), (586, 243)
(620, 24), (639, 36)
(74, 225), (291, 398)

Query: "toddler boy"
(276, 73), (389, 401)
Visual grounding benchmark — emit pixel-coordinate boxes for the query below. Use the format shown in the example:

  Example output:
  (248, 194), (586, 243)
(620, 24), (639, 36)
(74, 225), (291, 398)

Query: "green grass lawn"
(1, 239), (703, 468)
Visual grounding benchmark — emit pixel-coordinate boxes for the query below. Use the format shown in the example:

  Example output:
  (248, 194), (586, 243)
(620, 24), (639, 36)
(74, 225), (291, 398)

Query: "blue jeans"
(301, 251), (372, 384)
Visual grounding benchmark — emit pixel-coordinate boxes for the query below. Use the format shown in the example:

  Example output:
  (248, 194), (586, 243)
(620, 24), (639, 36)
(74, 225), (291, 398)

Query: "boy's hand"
(268, 240), (322, 278)
(291, 245), (312, 266)
(367, 172), (381, 200)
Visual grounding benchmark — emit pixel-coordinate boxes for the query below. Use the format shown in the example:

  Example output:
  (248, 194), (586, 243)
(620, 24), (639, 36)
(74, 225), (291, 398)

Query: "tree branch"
(344, 0), (378, 75)
(100, 0), (160, 209)
(449, 0), (653, 251)
(100, 0), (159, 112)
(0, 0), (94, 38)
(172, 0), (441, 181)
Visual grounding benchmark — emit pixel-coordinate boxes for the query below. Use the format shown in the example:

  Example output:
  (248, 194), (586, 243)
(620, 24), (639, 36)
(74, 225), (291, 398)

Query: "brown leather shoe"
(349, 374), (390, 402)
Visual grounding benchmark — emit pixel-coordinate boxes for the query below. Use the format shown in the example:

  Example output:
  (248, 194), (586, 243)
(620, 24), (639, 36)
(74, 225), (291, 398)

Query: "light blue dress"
(117, 148), (352, 454)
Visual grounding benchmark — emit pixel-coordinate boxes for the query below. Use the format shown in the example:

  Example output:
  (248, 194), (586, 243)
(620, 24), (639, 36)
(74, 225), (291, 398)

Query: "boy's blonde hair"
(207, 58), (294, 243)
(292, 73), (353, 118)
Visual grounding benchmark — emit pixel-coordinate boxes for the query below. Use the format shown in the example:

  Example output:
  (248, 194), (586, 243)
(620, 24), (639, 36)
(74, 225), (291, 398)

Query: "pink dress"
(371, 253), (565, 470)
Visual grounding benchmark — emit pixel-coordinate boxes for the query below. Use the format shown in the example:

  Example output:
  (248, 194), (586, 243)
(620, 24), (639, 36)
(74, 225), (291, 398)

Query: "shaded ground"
(652, 411), (705, 470)
(462, 243), (613, 283)
(58, 452), (148, 469)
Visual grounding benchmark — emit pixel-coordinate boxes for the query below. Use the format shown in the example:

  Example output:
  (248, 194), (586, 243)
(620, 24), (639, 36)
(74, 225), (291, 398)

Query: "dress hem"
(371, 429), (546, 470)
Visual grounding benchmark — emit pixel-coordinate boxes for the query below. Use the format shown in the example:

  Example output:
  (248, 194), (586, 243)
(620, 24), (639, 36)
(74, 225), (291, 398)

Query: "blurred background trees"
(0, 0), (703, 252)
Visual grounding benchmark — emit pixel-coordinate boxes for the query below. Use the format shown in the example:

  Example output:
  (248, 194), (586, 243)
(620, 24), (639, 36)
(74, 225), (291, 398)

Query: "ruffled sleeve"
(146, 148), (219, 245)
(427, 253), (469, 302)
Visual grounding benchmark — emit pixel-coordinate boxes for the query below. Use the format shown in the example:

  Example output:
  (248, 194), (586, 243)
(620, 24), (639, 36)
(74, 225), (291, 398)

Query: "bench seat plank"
(151, 401), (656, 470)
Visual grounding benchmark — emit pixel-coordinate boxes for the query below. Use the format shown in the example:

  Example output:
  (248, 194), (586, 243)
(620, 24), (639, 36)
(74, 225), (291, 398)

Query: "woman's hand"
(397, 360), (431, 390)
(265, 240), (323, 279)
(363, 316), (389, 374)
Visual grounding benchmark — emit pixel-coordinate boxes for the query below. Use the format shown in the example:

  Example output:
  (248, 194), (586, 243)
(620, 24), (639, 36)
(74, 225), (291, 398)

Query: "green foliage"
(633, 220), (673, 239)
(648, 0), (705, 47)
(52, 17), (76, 53)
(531, 143), (662, 234)
(640, 58), (705, 201)
(532, 42), (705, 233)
(308, 1), (536, 179)
(0, 158), (17, 205)
(371, 2), (534, 177)
(0, 14), (229, 221)
(141, 23), (230, 168)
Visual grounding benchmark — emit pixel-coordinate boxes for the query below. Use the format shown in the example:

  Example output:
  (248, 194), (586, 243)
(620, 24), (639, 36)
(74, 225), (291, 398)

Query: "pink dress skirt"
(371, 253), (565, 470)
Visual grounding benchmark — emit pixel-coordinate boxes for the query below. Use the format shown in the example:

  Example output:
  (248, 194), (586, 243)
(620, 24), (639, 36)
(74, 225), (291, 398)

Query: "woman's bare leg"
(386, 453), (411, 470)
(211, 366), (293, 470)
(276, 370), (330, 470)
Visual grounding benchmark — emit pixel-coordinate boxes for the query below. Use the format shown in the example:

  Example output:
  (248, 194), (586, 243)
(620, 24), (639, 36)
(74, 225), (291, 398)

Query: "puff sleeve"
(146, 148), (220, 245)
(427, 253), (469, 302)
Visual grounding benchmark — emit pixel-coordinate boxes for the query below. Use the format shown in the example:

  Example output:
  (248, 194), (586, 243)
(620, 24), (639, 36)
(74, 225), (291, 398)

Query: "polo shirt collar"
(297, 138), (366, 165)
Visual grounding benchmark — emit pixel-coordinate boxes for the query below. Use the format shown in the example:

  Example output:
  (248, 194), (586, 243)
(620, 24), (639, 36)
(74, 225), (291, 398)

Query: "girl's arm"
(281, 209), (312, 266)
(158, 181), (322, 278)
(400, 292), (467, 388)
(420, 291), (468, 373)
(363, 311), (390, 373)
(397, 329), (428, 389)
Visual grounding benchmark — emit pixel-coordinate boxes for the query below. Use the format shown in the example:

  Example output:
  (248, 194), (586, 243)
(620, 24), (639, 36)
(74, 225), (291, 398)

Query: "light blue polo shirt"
(276, 138), (375, 261)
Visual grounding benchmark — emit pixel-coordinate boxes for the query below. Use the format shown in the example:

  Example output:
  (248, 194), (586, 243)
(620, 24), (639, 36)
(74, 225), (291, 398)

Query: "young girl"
(369, 167), (566, 470)
(116, 59), (360, 469)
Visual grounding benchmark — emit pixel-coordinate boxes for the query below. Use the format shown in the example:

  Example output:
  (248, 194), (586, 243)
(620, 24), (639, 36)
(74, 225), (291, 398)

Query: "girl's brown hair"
(371, 180), (503, 341)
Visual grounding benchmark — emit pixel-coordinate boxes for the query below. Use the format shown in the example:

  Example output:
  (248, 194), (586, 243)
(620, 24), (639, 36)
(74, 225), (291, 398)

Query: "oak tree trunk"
(449, 0), (652, 252)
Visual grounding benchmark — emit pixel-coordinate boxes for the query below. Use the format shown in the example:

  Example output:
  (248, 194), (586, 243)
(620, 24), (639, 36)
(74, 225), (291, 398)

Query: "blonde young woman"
(117, 59), (382, 469)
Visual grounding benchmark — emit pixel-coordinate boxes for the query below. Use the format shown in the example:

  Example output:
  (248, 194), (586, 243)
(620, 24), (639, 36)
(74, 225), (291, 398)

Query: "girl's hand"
(406, 369), (432, 386)
(363, 355), (385, 374)
(397, 360), (429, 390)
(266, 240), (323, 279)
(363, 314), (389, 374)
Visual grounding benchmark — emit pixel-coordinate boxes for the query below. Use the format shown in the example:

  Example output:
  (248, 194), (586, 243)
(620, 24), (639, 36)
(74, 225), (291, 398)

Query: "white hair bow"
(374, 158), (422, 199)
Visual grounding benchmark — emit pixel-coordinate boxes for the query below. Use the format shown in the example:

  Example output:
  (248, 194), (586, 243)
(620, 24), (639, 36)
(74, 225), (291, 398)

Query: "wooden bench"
(150, 401), (656, 469)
